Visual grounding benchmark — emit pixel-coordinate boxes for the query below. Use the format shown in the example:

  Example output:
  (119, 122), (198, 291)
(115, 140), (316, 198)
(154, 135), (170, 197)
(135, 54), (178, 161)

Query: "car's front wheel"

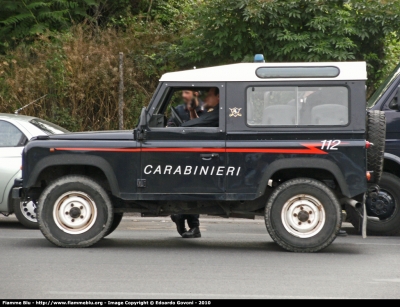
(265, 178), (342, 252)
(37, 175), (113, 247)
(13, 197), (39, 229)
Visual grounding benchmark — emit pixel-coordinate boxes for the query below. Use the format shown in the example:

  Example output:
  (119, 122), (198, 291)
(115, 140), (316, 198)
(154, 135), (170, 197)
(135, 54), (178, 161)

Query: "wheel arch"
(25, 154), (120, 197)
(383, 153), (400, 178)
(256, 158), (351, 197)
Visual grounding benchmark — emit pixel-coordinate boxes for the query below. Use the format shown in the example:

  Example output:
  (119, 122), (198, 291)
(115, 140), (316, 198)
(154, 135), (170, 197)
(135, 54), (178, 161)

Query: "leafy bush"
(0, 0), (98, 52)
(0, 20), (178, 131)
(1, 0), (400, 131)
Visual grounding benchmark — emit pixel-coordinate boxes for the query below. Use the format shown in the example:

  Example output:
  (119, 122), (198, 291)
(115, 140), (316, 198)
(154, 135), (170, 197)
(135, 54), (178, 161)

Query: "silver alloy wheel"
(281, 194), (326, 238)
(20, 200), (37, 222)
(53, 191), (97, 235)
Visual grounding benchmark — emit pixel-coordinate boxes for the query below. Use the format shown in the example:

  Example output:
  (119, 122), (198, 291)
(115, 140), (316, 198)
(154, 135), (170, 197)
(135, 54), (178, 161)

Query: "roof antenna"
(254, 54), (265, 63)
(14, 94), (47, 115)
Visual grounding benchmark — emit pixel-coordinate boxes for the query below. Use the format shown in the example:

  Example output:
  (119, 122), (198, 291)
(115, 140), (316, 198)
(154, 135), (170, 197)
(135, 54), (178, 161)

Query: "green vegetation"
(1, 0), (400, 131)
(182, 0), (400, 94)
(0, 0), (97, 51)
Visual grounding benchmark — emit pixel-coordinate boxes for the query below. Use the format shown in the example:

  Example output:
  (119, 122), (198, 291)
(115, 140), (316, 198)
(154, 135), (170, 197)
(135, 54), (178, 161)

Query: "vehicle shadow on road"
(12, 235), (363, 255)
(98, 237), (361, 254)
(2, 219), (364, 254)
(0, 220), (32, 230)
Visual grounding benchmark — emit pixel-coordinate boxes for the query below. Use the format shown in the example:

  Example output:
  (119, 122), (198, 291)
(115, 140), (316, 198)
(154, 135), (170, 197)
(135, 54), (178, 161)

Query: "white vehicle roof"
(0, 113), (38, 122)
(160, 62), (367, 82)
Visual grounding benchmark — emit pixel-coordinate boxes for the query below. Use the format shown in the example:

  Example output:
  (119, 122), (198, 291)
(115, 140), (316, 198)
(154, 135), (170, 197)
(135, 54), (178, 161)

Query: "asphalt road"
(1, 214), (400, 299)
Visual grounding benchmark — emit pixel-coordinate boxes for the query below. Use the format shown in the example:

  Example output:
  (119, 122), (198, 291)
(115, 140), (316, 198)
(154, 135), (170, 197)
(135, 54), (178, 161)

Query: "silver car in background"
(0, 113), (68, 228)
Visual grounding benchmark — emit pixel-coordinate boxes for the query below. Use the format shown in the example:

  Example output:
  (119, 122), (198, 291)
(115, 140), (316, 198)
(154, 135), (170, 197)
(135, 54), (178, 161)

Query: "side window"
(0, 120), (26, 147)
(382, 89), (399, 111)
(382, 99), (389, 111)
(247, 86), (349, 126)
(149, 87), (219, 128)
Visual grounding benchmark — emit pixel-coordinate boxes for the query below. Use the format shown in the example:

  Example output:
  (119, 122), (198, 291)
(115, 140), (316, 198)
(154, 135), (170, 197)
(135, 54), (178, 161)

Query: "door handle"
(200, 153), (219, 160)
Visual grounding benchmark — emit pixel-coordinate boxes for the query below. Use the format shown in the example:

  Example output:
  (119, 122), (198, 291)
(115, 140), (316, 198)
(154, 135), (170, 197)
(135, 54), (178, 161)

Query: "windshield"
(367, 63), (400, 108)
(30, 119), (69, 135)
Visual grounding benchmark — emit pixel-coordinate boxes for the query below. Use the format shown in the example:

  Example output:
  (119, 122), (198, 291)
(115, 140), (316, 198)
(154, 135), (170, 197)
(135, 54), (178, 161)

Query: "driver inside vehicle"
(168, 87), (220, 128)
(166, 90), (204, 127)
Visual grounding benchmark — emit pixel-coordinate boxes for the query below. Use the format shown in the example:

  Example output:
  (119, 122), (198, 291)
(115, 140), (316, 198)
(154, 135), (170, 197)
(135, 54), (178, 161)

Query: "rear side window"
(0, 120), (26, 147)
(247, 86), (349, 126)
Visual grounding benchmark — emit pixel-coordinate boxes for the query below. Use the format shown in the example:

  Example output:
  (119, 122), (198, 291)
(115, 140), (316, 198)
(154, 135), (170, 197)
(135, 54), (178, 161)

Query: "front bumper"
(12, 187), (23, 199)
(12, 178), (24, 200)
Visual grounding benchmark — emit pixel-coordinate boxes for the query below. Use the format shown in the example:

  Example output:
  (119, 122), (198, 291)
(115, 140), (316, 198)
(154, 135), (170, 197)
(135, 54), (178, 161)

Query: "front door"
(139, 84), (227, 198)
(381, 82), (400, 156)
(141, 137), (225, 195)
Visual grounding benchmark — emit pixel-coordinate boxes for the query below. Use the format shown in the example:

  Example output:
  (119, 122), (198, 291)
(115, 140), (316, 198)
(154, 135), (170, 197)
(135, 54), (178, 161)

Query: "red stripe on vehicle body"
(55, 148), (141, 152)
(142, 148), (226, 153)
(229, 143), (328, 155)
(55, 144), (327, 154)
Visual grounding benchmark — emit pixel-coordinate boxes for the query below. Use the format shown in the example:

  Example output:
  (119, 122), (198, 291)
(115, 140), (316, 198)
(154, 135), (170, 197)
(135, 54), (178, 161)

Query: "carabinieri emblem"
(229, 107), (242, 117)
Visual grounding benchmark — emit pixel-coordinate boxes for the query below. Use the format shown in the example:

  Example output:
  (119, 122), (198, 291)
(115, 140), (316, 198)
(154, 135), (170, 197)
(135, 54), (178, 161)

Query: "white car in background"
(0, 113), (68, 228)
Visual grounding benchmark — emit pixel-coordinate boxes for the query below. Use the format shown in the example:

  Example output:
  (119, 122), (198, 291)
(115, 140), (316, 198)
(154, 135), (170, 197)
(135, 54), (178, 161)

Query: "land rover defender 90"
(13, 59), (385, 252)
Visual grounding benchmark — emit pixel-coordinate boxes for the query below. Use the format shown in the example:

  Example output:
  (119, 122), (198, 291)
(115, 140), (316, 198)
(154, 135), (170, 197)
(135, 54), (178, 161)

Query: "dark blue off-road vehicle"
(346, 63), (400, 236)
(13, 60), (385, 252)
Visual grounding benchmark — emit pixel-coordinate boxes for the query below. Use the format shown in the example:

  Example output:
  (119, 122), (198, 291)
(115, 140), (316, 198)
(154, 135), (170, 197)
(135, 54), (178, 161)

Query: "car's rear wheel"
(37, 175), (113, 247)
(346, 172), (400, 236)
(13, 197), (39, 229)
(103, 213), (124, 238)
(265, 178), (341, 252)
(366, 110), (386, 184)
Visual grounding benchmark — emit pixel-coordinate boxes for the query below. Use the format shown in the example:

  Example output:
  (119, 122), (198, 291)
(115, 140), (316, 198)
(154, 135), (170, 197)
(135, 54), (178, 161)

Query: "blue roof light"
(254, 54), (265, 63)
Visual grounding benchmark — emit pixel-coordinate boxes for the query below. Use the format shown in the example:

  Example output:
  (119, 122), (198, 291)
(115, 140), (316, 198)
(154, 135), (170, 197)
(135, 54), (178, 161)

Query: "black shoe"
(182, 227), (201, 238)
(171, 215), (187, 236)
(337, 229), (347, 236)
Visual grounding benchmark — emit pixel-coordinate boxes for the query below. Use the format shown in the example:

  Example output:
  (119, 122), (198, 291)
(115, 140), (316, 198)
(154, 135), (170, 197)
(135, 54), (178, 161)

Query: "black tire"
(346, 172), (400, 236)
(366, 110), (386, 184)
(13, 197), (39, 229)
(37, 175), (113, 247)
(103, 213), (124, 238)
(265, 178), (342, 253)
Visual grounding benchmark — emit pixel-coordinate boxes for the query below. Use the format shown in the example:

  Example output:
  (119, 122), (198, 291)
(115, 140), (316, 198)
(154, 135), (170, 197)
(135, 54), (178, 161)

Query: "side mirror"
(388, 86), (400, 111)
